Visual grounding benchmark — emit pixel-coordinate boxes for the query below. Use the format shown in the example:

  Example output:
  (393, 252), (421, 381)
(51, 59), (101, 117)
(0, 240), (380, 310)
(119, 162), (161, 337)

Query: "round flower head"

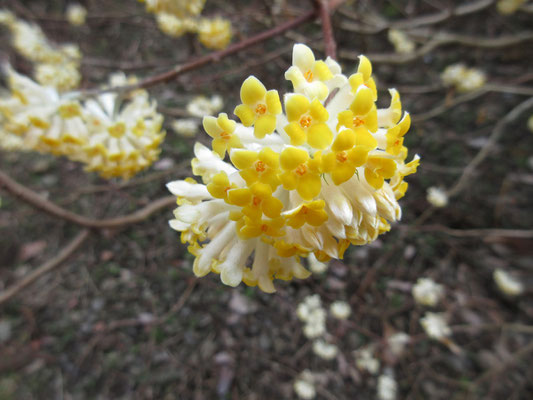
(142, 0), (206, 18)
(377, 372), (398, 400)
(4, 16), (81, 66)
(497, 0), (526, 15)
(293, 370), (316, 400)
(35, 62), (81, 92)
(187, 95), (224, 117)
(354, 346), (380, 374)
(426, 186), (448, 207)
(156, 12), (197, 37)
(197, 17), (232, 50)
(0, 9), (16, 26)
(0, 65), (88, 157)
(82, 76), (165, 179)
(412, 277), (444, 306)
(167, 43), (419, 292)
(493, 269), (524, 296)
(420, 312), (451, 340)
(0, 67), (165, 179)
(441, 64), (485, 92)
(388, 29), (415, 54)
(312, 339), (338, 360)
(0, 126), (26, 151)
(66, 4), (87, 26)
(330, 300), (351, 319)
(528, 115), (533, 133)
(172, 118), (198, 138)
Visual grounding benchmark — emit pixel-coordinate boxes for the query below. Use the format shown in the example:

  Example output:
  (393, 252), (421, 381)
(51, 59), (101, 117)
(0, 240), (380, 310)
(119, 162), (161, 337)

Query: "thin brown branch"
(316, 0), (337, 59)
(81, 9), (318, 96)
(0, 169), (176, 229)
(190, 44), (293, 87)
(448, 96), (533, 197)
(411, 88), (488, 123)
(464, 340), (533, 398)
(339, 31), (533, 64)
(411, 84), (533, 123)
(411, 97), (533, 226)
(339, 0), (495, 34)
(0, 229), (90, 306)
(99, 278), (197, 332)
(413, 225), (533, 239)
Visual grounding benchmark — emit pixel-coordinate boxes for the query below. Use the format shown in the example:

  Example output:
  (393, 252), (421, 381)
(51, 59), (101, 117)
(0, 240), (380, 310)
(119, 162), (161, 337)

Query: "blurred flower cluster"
(412, 277), (444, 306)
(172, 95), (224, 138)
(293, 292), (411, 399)
(426, 186), (448, 207)
(387, 29), (416, 54)
(167, 43), (419, 292)
(0, 68), (165, 179)
(496, 0), (527, 14)
(66, 3), (88, 26)
(0, 10), (82, 92)
(441, 63), (486, 92)
(493, 269), (524, 296)
(139, 0), (232, 49)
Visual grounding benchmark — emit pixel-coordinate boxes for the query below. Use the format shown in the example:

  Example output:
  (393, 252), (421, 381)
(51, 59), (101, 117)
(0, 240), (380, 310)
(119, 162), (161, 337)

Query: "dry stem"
(80, 8), (318, 96)
(0, 229), (90, 306)
(0, 170), (175, 229)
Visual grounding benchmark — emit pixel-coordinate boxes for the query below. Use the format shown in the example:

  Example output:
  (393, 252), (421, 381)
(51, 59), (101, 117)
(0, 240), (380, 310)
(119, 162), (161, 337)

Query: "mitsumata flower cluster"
(140, 0), (232, 50)
(0, 68), (165, 179)
(167, 44), (419, 292)
(0, 9), (82, 92)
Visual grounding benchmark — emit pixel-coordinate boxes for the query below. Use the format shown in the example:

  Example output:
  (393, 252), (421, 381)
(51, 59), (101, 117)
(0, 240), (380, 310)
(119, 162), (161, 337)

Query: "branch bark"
(316, 0), (337, 58)
(448, 96), (533, 197)
(81, 9), (318, 95)
(0, 229), (90, 306)
(0, 170), (175, 229)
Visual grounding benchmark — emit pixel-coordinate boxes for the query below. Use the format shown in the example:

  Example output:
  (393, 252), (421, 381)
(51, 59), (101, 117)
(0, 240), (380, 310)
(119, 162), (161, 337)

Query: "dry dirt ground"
(1, 0), (532, 399)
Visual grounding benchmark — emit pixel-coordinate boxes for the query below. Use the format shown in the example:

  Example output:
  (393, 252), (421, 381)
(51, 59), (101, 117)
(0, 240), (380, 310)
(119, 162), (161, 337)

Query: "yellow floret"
(364, 156), (397, 189)
(234, 76), (281, 138)
(279, 147), (321, 200)
(203, 112), (240, 157)
(284, 200), (329, 229)
(284, 95), (332, 149)
(206, 171), (234, 200)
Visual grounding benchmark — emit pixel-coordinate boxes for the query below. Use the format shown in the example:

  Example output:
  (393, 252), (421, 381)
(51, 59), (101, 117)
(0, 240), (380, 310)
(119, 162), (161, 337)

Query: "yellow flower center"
(336, 151), (348, 163)
(260, 224), (269, 232)
(353, 117), (364, 127)
(304, 70), (313, 82)
(255, 104), (267, 115)
(301, 205), (309, 214)
(255, 160), (266, 172)
(253, 196), (262, 206)
(299, 115), (312, 128)
(295, 163), (307, 176)
(220, 131), (231, 140)
(108, 122), (126, 138)
(58, 103), (81, 119)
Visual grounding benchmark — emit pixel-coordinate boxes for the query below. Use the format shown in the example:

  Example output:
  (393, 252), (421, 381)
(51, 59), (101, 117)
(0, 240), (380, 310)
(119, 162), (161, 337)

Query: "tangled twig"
(448, 96), (533, 197)
(0, 170), (176, 229)
(339, 0), (495, 34)
(79, 8), (318, 96)
(316, 0), (338, 58)
(340, 31), (533, 64)
(0, 229), (90, 306)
